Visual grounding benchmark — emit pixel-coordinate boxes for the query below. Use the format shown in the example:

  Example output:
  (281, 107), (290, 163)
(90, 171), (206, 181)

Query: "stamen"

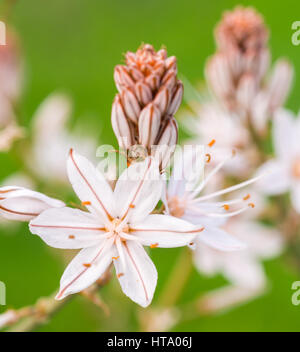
(186, 204), (252, 218)
(129, 204), (135, 208)
(208, 139), (216, 147)
(190, 151), (235, 198)
(248, 202), (255, 208)
(191, 174), (264, 203)
(112, 256), (120, 260)
(117, 273), (124, 278)
(82, 201), (91, 206)
(150, 243), (159, 248)
(223, 204), (230, 211)
(68, 235), (75, 239)
(83, 263), (91, 268)
(206, 153), (211, 163)
(243, 194), (251, 201)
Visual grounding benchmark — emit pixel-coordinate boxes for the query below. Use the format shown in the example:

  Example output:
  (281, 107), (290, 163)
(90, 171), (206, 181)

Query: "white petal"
(168, 145), (205, 197)
(67, 149), (115, 223)
(56, 239), (115, 300)
(0, 187), (65, 221)
(114, 157), (162, 223)
(197, 225), (246, 251)
(291, 182), (300, 214)
(193, 242), (220, 276)
(273, 109), (298, 160)
(114, 241), (157, 307)
(29, 207), (106, 249)
(223, 255), (266, 289)
(131, 214), (201, 248)
(256, 159), (290, 195)
(227, 219), (283, 258)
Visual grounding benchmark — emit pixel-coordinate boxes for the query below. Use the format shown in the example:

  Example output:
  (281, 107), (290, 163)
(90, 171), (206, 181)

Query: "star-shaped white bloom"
(257, 108), (300, 213)
(28, 93), (98, 184)
(164, 147), (261, 251)
(194, 217), (283, 291)
(29, 150), (202, 307)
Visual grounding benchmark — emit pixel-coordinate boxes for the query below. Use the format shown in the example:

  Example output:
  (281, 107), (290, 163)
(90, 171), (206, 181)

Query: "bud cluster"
(111, 44), (182, 169)
(205, 6), (292, 131)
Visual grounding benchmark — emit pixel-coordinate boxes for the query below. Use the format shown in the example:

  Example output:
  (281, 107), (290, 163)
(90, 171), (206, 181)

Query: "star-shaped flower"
(257, 108), (300, 213)
(164, 146), (261, 251)
(29, 150), (202, 307)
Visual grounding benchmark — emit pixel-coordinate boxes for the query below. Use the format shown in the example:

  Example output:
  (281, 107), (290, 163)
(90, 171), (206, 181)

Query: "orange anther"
(117, 273), (124, 278)
(112, 256), (120, 260)
(150, 243), (159, 248)
(208, 139), (216, 147)
(243, 194), (251, 201)
(69, 235), (75, 239)
(82, 201), (91, 206)
(223, 204), (230, 211)
(205, 153), (211, 163)
(129, 204), (135, 208)
(83, 263), (91, 268)
(248, 203), (255, 208)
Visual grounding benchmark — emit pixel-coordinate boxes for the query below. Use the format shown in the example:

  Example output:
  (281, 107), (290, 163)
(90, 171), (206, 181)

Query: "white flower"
(194, 219), (283, 291)
(257, 109), (300, 213)
(27, 93), (98, 184)
(29, 150), (202, 307)
(182, 103), (254, 176)
(0, 186), (65, 221)
(164, 147), (261, 251)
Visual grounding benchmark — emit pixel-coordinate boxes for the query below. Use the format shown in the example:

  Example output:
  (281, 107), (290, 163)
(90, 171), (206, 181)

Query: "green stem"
(157, 247), (193, 307)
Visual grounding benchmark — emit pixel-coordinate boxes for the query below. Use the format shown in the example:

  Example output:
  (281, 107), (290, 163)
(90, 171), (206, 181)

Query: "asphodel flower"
(27, 93), (98, 185)
(164, 146), (263, 250)
(29, 150), (202, 307)
(111, 44), (182, 169)
(0, 29), (24, 151)
(257, 109), (300, 213)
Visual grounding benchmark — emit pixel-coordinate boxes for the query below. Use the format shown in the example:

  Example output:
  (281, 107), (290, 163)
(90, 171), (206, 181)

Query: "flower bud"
(138, 103), (161, 149)
(111, 96), (134, 149)
(121, 87), (141, 124)
(167, 81), (183, 115)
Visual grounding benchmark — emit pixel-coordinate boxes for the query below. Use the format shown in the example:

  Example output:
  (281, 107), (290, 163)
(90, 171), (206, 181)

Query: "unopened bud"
(167, 81), (183, 115)
(111, 96), (134, 149)
(138, 103), (161, 149)
(121, 88), (141, 124)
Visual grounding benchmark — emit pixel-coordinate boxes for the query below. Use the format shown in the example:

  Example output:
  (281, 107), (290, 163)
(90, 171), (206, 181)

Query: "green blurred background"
(1, 0), (300, 331)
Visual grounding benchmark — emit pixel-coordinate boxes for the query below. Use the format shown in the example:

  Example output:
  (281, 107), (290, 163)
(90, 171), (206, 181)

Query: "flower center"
(106, 218), (129, 236)
(292, 158), (300, 179)
(168, 196), (186, 218)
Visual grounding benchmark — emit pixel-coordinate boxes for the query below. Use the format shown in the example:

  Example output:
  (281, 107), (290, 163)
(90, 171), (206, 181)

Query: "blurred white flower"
(164, 146), (262, 251)
(27, 93), (98, 184)
(29, 151), (201, 307)
(195, 217), (283, 313)
(257, 109), (300, 213)
(0, 310), (17, 329)
(194, 219), (283, 290)
(0, 30), (24, 151)
(182, 103), (256, 176)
